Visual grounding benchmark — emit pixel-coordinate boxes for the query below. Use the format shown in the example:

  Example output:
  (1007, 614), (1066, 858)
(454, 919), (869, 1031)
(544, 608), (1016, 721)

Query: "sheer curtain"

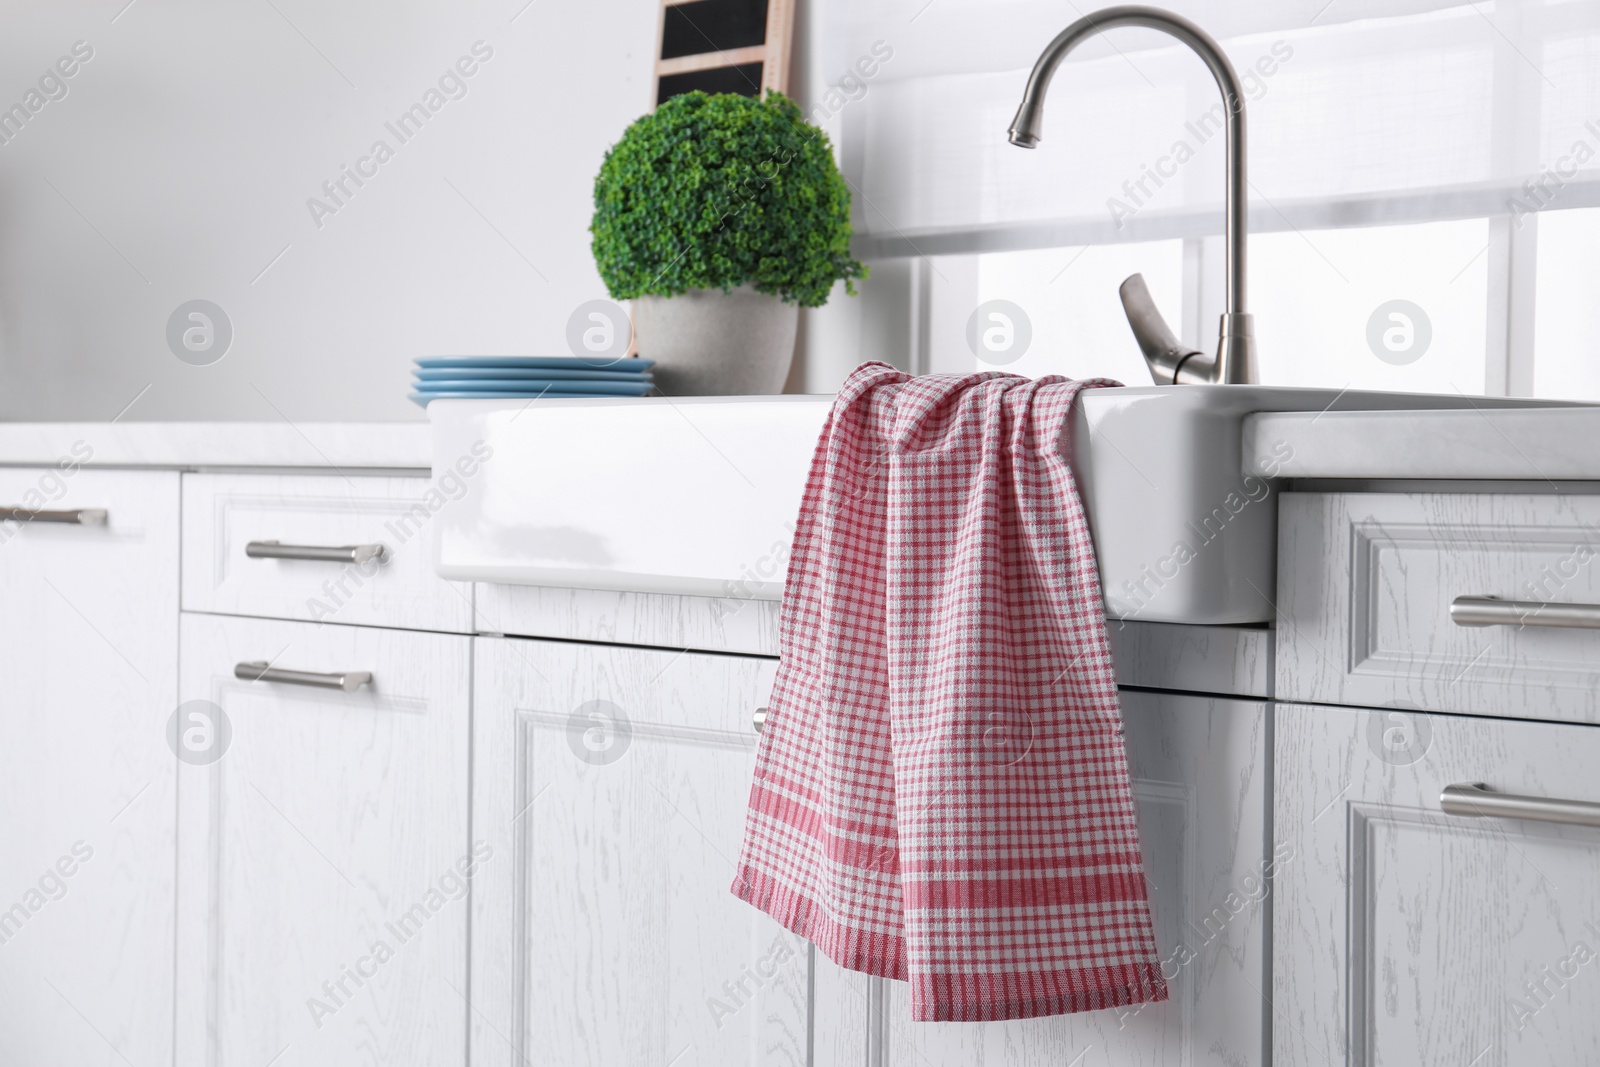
(807, 0), (1600, 398)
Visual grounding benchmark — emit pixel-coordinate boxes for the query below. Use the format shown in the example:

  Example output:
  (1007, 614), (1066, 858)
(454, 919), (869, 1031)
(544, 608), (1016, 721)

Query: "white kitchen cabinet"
(182, 472), (473, 633)
(1275, 703), (1600, 1066)
(472, 581), (781, 655)
(814, 691), (1272, 1067)
(1277, 491), (1600, 723)
(175, 613), (472, 1067)
(0, 468), (180, 1067)
(469, 636), (806, 1067)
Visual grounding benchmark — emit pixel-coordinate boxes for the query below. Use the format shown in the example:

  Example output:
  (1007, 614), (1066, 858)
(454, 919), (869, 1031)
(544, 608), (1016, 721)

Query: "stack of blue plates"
(410, 356), (656, 407)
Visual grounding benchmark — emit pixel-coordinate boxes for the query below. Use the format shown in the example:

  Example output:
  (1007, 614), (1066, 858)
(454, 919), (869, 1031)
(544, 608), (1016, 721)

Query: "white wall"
(0, 0), (660, 421)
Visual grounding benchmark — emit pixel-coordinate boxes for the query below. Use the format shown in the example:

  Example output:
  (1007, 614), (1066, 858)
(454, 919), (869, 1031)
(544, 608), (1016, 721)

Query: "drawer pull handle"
(235, 660), (372, 693)
(1450, 595), (1600, 630)
(1441, 782), (1600, 829)
(0, 507), (107, 525)
(753, 707), (768, 734)
(246, 540), (385, 565)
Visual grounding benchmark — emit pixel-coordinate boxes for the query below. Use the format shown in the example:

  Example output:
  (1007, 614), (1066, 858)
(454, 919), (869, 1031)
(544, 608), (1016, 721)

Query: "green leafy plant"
(590, 90), (866, 308)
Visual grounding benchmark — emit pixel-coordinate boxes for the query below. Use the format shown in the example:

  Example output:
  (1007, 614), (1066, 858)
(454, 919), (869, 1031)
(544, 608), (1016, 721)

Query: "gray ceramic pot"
(634, 285), (799, 396)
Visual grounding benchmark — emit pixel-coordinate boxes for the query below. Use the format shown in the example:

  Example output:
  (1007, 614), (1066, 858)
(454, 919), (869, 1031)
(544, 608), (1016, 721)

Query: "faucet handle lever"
(1118, 273), (1211, 386)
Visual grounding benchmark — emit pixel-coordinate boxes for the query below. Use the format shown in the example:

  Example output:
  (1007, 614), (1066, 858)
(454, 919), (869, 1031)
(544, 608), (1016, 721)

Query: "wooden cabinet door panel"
(1276, 703), (1600, 1066)
(470, 636), (804, 1067)
(176, 613), (471, 1067)
(0, 468), (179, 1067)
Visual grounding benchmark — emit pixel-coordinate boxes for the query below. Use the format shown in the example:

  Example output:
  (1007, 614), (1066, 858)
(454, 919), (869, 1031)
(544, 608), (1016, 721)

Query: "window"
(1534, 206), (1600, 399)
(817, 0), (1600, 399)
(1252, 219), (1490, 394)
(920, 240), (1183, 382)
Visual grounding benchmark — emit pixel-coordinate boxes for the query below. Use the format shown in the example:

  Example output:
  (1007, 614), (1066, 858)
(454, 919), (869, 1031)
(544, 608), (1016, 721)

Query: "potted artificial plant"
(591, 90), (866, 395)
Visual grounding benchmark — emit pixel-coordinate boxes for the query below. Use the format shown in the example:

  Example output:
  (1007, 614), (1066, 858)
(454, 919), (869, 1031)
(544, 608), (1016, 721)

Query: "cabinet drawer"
(182, 473), (472, 632)
(175, 613), (472, 1066)
(1275, 704), (1600, 1066)
(1278, 491), (1600, 722)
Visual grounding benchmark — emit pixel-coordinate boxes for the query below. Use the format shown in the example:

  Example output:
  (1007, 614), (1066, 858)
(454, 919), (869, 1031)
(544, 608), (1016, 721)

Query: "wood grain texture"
(474, 581), (780, 656)
(1274, 703), (1600, 1067)
(470, 637), (804, 1067)
(760, 0), (795, 93)
(812, 965), (885, 1067)
(175, 614), (472, 1067)
(1277, 491), (1600, 722)
(182, 472), (474, 634)
(657, 44), (767, 75)
(812, 691), (1271, 1066)
(0, 468), (180, 1067)
(1109, 620), (1272, 698)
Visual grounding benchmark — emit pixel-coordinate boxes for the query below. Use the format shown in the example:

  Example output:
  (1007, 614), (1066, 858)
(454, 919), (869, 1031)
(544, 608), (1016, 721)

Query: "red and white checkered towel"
(731, 361), (1166, 1022)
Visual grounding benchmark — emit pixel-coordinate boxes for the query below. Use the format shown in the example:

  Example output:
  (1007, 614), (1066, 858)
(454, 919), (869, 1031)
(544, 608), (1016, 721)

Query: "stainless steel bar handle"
(1441, 782), (1600, 829)
(246, 540), (385, 565)
(235, 660), (373, 693)
(753, 708), (768, 734)
(0, 507), (107, 525)
(1450, 595), (1600, 630)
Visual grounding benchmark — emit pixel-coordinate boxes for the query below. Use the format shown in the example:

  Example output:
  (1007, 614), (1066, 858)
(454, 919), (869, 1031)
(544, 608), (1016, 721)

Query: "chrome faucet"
(1009, 5), (1257, 385)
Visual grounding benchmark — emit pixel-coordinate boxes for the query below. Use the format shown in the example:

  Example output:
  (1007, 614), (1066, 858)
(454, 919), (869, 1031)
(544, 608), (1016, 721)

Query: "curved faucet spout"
(1009, 5), (1256, 385)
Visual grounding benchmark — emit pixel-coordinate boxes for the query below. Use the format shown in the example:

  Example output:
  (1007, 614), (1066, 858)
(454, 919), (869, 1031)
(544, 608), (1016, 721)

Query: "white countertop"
(6, 399), (1588, 485)
(1244, 406), (1600, 481)
(0, 422), (431, 470)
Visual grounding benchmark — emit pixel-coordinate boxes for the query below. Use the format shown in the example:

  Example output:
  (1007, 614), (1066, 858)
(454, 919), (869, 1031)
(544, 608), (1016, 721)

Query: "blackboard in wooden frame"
(653, 0), (794, 104)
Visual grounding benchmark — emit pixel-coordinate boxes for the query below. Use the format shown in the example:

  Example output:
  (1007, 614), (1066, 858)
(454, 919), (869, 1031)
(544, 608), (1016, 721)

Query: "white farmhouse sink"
(1066, 385), (1539, 624)
(431, 388), (1542, 625)
(431, 396), (828, 601)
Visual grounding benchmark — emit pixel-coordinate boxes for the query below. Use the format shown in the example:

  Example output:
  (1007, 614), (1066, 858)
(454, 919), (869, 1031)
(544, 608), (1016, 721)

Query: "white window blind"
(812, 0), (1600, 398)
(832, 0), (1599, 244)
